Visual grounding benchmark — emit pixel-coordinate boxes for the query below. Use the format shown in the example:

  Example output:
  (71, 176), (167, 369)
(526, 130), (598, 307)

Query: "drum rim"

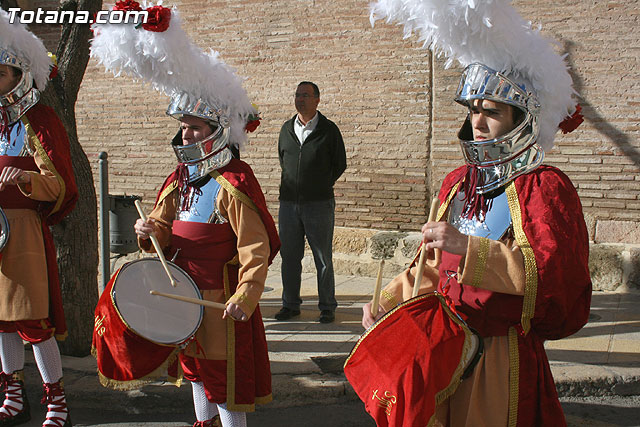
(111, 258), (204, 346)
(0, 207), (9, 253)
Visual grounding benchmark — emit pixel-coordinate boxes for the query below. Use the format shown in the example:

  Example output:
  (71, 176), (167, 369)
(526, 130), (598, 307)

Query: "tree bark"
(2, 0), (103, 356)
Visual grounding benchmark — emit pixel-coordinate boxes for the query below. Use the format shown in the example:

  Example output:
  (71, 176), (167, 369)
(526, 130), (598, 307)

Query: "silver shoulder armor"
(448, 189), (512, 240)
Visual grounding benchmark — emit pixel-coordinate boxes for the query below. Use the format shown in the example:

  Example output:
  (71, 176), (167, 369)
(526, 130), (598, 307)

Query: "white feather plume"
(370, 0), (577, 151)
(90, 4), (255, 146)
(0, 9), (52, 90)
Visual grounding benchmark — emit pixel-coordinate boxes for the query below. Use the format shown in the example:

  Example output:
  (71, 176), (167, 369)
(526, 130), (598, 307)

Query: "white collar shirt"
(294, 112), (319, 145)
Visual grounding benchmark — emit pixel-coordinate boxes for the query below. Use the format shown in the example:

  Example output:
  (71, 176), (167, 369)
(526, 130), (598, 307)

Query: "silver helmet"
(455, 63), (543, 194)
(0, 48), (40, 125)
(167, 92), (233, 181)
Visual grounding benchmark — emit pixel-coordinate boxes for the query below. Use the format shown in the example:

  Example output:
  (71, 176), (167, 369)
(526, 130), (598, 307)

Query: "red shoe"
(41, 381), (71, 427)
(0, 371), (30, 427)
(193, 415), (221, 427)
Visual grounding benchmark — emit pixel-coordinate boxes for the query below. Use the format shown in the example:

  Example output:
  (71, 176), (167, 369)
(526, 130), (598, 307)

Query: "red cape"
(21, 103), (78, 340)
(438, 164), (591, 426)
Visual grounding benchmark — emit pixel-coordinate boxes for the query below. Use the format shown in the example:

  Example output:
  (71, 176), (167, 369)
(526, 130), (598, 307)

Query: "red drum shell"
(92, 258), (203, 388)
(344, 292), (480, 427)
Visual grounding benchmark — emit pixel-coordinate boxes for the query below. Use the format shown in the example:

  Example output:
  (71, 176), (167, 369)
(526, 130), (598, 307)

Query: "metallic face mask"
(455, 63), (544, 194)
(168, 92), (233, 181)
(0, 49), (39, 125)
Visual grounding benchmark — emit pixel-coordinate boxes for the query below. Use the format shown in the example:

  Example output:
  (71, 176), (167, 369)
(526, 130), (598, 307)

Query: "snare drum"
(92, 258), (204, 388)
(344, 292), (483, 427)
(0, 207), (9, 253)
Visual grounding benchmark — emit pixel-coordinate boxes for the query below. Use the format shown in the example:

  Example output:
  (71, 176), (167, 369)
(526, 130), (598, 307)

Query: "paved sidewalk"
(17, 271), (640, 425)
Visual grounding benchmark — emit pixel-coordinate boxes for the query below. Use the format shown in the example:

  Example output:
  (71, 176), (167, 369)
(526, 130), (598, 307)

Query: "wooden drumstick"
(371, 259), (385, 317)
(134, 200), (177, 287)
(412, 199), (440, 298)
(150, 290), (226, 310)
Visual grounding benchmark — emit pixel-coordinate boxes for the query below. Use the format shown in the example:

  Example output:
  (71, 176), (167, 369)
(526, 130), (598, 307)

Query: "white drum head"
(113, 258), (203, 345)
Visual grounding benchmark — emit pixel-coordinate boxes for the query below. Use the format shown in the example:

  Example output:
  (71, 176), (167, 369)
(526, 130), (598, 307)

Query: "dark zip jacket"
(278, 111), (347, 202)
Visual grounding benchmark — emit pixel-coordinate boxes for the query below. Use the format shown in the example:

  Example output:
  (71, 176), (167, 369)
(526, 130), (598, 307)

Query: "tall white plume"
(0, 9), (52, 90)
(90, 4), (255, 146)
(369, 0), (577, 151)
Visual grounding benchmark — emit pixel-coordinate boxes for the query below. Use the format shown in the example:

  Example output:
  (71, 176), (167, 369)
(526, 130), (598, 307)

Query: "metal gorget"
(177, 171), (228, 224)
(0, 121), (31, 157)
(448, 188), (512, 240)
(1, 80), (40, 126)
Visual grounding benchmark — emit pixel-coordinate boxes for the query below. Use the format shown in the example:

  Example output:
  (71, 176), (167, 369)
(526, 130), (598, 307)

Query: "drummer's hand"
(134, 218), (156, 240)
(422, 221), (468, 255)
(362, 302), (385, 329)
(223, 303), (247, 322)
(0, 167), (30, 191)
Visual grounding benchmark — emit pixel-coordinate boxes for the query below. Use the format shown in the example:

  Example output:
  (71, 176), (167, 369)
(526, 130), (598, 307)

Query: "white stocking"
(217, 402), (246, 427)
(0, 332), (24, 375)
(191, 381), (219, 421)
(32, 337), (62, 384)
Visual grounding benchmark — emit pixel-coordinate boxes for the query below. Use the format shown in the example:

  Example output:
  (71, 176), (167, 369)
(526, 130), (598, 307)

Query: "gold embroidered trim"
(224, 254), (238, 410)
(21, 116), (66, 216)
(471, 237), (490, 288)
(91, 345), (182, 391)
(233, 293), (248, 305)
(433, 293), (475, 407)
(380, 289), (398, 307)
(212, 171), (258, 212)
(157, 180), (179, 205)
(508, 327), (519, 427)
(505, 183), (537, 335)
(434, 182), (460, 222)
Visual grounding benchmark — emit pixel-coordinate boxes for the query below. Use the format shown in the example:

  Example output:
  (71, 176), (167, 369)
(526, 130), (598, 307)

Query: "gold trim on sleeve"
(471, 237), (490, 288)
(380, 289), (399, 307)
(21, 116), (66, 216)
(507, 327), (519, 427)
(505, 182), (537, 335)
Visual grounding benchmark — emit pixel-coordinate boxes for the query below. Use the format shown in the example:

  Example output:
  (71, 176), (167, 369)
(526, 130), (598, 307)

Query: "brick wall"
(22, 0), (640, 242)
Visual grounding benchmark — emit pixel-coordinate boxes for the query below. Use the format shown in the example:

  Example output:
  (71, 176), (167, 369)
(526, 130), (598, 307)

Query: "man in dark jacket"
(275, 81), (347, 323)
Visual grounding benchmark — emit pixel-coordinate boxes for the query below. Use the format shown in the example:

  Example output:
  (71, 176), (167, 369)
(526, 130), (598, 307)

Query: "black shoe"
(319, 310), (335, 324)
(274, 307), (300, 321)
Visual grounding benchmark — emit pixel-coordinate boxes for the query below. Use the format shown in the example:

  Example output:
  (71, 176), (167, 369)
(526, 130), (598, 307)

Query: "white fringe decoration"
(90, 3), (255, 147)
(0, 9), (52, 90)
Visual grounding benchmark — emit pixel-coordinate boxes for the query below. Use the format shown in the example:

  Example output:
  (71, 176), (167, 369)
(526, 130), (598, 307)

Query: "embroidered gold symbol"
(94, 314), (106, 337)
(372, 389), (397, 416)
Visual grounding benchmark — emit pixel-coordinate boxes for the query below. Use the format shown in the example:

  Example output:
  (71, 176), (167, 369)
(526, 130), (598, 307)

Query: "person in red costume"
(90, 4), (278, 425)
(133, 92), (278, 427)
(0, 9), (77, 427)
(361, 59), (590, 425)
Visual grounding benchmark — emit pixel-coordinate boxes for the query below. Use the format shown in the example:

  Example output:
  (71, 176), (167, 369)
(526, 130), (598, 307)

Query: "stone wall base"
(270, 227), (640, 293)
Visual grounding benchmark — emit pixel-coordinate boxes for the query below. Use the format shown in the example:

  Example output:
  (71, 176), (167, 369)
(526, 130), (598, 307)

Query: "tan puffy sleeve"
(19, 150), (61, 202)
(137, 190), (177, 253)
(457, 236), (526, 296)
(378, 249), (440, 312)
(218, 187), (270, 318)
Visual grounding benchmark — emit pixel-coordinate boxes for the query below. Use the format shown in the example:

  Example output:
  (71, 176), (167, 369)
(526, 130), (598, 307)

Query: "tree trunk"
(2, 0), (103, 356)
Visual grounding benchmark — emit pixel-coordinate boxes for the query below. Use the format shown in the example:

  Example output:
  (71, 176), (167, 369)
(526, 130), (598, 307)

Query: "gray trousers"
(279, 199), (337, 312)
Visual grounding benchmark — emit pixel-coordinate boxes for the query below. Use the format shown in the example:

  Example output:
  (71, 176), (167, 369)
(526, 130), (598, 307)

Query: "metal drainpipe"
(98, 151), (109, 295)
